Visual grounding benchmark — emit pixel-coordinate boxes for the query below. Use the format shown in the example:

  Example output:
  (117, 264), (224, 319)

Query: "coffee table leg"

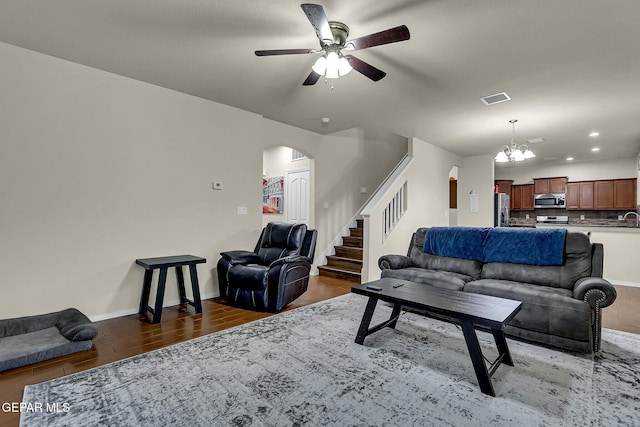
(492, 329), (514, 366)
(388, 303), (402, 329)
(459, 319), (495, 397)
(355, 296), (378, 345)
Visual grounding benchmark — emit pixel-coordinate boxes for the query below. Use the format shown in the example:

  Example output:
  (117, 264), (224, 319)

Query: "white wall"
(495, 157), (637, 184)
(362, 137), (461, 281)
(456, 155), (495, 227)
(0, 42), (407, 319)
(0, 41), (264, 319)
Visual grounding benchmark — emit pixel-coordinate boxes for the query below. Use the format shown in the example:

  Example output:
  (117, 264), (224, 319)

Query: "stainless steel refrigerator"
(494, 193), (510, 227)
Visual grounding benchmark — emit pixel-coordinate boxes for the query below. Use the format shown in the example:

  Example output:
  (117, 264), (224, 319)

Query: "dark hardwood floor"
(1, 277), (638, 426)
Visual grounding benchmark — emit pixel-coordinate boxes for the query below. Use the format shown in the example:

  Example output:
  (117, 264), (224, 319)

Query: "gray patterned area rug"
(21, 294), (640, 426)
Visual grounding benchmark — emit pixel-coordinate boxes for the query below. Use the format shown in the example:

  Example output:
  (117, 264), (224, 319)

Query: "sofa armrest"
(220, 250), (260, 265)
(573, 277), (617, 309)
(56, 308), (98, 342)
(378, 255), (416, 270)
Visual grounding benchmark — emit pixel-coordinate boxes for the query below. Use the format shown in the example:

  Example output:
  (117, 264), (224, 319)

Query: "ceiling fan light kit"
(255, 3), (410, 86)
(495, 119), (536, 163)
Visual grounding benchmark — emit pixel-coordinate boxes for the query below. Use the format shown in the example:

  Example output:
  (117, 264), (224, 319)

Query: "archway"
(262, 146), (315, 228)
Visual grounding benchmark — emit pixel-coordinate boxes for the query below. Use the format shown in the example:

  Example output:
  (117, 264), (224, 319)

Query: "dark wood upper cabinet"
(594, 180), (614, 209)
(567, 181), (594, 210)
(580, 181), (594, 209)
(495, 180), (513, 195)
(521, 184), (535, 210)
(511, 185), (522, 210)
(510, 184), (534, 211)
(614, 178), (637, 209)
(534, 177), (567, 194)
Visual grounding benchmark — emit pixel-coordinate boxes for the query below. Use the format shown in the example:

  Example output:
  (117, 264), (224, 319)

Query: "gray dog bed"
(0, 308), (98, 372)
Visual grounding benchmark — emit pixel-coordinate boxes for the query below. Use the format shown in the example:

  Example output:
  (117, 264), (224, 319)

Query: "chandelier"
(494, 119), (535, 162)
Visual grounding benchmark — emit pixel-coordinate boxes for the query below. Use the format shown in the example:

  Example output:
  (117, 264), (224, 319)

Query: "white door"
(286, 169), (310, 224)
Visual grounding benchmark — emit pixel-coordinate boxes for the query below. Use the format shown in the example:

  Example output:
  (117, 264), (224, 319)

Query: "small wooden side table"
(135, 255), (206, 324)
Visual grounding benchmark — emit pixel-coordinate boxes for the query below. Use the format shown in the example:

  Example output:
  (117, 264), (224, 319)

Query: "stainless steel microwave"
(534, 193), (566, 209)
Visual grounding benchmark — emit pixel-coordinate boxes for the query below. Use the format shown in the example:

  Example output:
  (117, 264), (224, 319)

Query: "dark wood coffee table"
(351, 278), (522, 396)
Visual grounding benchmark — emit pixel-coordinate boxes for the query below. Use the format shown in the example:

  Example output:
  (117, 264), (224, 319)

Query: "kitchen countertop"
(511, 219), (639, 229)
(534, 223), (640, 232)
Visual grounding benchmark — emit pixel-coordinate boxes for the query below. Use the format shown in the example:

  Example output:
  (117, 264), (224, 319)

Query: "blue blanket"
(423, 227), (567, 266)
(482, 228), (567, 266)
(423, 227), (489, 261)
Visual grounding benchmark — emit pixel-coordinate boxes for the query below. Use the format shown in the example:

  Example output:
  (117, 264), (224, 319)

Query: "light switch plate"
(237, 206), (248, 215)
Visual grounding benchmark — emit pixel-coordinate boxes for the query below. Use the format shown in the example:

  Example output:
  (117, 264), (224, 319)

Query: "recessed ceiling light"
(543, 157), (559, 161)
(589, 132), (600, 137)
(591, 147), (600, 152)
(566, 157), (574, 161)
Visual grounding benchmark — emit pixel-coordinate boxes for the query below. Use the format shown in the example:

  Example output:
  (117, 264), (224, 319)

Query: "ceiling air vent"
(480, 92), (511, 106)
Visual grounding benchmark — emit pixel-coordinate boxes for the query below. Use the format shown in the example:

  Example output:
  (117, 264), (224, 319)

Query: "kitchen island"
(535, 223), (640, 287)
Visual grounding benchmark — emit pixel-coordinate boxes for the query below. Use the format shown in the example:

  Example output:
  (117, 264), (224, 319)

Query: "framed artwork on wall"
(263, 176), (284, 214)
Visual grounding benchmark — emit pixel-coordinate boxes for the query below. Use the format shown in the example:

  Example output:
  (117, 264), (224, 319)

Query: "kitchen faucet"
(623, 211), (639, 227)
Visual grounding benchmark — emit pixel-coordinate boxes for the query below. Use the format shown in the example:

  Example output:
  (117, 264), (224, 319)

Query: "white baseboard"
(605, 279), (640, 288)
(89, 292), (218, 322)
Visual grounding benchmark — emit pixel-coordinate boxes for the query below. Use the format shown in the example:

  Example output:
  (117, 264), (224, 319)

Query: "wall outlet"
(618, 215), (623, 220)
(323, 202), (329, 209)
(580, 215), (585, 220)
(525, 214), (530, 219)
(237, 206), (248, 215)
(212, 181), (223, 190)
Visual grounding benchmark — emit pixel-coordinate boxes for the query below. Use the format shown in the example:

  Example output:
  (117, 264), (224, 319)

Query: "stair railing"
(359, 154), (414, 282)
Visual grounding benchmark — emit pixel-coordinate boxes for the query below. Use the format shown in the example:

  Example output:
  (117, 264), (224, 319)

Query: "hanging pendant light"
(495, 119), (535, 163)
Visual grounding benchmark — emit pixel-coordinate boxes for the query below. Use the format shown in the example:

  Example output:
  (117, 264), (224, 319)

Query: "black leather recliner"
(217, 222), (317, 311)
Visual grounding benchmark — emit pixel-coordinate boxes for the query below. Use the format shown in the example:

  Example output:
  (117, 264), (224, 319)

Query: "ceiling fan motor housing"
(327, 21), (349, 46)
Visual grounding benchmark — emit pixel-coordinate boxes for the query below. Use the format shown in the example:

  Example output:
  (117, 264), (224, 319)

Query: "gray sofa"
(378, 227), (617, 353)
(0, 308), (98, 372)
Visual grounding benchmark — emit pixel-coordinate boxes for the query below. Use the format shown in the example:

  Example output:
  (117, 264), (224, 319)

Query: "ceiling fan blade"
(302, 71), (322, 86)
(255, 49), (314, 56)
(301, 4), (334, 45)
(345, 25), (410, 51)
(344, 55), (386, 82)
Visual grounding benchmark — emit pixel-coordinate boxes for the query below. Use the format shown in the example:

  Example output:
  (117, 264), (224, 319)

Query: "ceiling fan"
(255, 3), (410, 86)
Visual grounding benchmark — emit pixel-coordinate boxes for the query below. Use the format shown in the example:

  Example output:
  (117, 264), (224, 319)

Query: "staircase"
(318, 219), (363, 283)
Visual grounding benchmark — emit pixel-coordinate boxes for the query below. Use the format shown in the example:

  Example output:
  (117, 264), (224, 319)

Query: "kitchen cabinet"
(534, 177), (567, 194)
(568, 178), (635, 210)
(594, 180), (614, 209)
(495, 180), (513, 195)
(614, 178), (637, 209)
(522, 184), (534, 210)
(510, 184), (534, 210)
(566, 181), (594, 210)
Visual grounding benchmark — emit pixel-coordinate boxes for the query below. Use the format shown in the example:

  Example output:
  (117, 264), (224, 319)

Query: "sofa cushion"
(409, 228), (483, 279)
(480, 232), (593, 290)
(464, 279), (592, 342)
(381, 268), (471, 291)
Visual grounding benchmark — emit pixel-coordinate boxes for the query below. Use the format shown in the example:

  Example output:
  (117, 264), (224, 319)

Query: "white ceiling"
(2, 1), (640, 168)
